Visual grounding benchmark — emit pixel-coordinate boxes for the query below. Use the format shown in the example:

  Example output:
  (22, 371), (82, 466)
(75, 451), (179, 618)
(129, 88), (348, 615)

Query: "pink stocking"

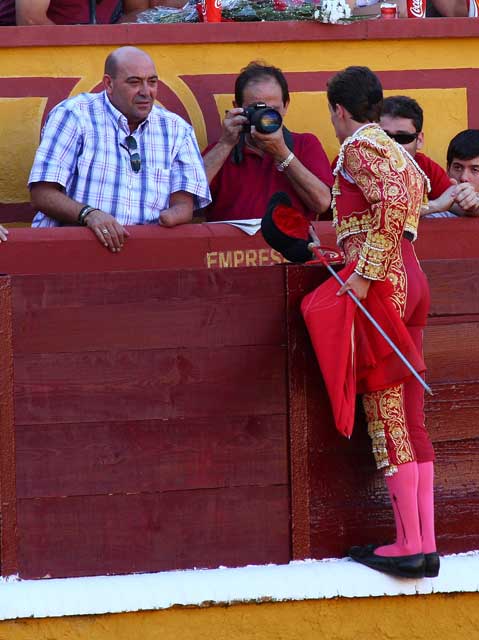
(375, 461), (422, 557)
(417, 461), (436, 554)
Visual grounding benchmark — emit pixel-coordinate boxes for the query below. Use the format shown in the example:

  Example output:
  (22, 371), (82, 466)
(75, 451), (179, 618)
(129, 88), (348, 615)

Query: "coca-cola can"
(380, 2), (398, 19)
(205, 0), (222, 22)
(406, 0), (426, 18)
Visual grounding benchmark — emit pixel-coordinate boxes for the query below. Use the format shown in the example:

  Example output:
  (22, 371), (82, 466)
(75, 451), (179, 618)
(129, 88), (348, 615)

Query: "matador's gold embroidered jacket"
(333, 123), (430, 281)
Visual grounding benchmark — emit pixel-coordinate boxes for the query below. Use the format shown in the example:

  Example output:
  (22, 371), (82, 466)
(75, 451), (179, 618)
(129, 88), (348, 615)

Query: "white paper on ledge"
(206, 219), (262, 236)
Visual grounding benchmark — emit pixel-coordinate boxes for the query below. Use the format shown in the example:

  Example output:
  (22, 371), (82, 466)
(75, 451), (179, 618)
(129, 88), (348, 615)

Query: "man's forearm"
(283, 160), (331, 216)
(159, 191), (194, 226)
(16, 0), (56, 24)
(30, 182), (86, 224)
(202, 141), (235, 184)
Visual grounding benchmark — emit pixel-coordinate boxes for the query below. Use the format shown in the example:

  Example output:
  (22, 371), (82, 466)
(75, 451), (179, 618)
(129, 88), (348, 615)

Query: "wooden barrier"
(0, 220), (478, 579)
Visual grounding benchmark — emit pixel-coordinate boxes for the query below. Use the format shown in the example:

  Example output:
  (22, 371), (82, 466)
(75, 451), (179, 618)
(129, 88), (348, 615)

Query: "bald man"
(29, 46), (210, 252)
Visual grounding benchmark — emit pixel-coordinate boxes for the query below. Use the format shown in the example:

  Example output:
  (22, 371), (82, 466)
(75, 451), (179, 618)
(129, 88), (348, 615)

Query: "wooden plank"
(0, 277), (18, 576)
(11, 267), (285, 309)
(16, 415), (288, 499)
(17, 486), (290, 579)
(12, 268), (285, 354)
(286, 264), (332, 560)
(14, 297), (285, 353)
(423, 258), (479, 317)
(14, 346), (287, 425)
(424, 322), (479, 383)
(425, 381), (479, 443)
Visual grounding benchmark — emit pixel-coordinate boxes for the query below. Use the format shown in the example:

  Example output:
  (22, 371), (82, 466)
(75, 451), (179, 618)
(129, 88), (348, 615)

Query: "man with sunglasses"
(380, 96), (453, 211)
(28, 46), (211, 252)
(380, 95), (477, 218)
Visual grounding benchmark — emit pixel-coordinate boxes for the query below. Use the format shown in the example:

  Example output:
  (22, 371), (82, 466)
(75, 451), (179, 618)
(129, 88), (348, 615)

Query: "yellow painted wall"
(0, 36), (476, 205)
(1, 593), (478, 639)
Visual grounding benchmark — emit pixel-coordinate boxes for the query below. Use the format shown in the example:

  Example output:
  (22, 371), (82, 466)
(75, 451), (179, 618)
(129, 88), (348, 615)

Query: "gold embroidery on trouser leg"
(363, 392), (391, 471)
(380, 384), (415, 463)
(363, 385), (414, 475)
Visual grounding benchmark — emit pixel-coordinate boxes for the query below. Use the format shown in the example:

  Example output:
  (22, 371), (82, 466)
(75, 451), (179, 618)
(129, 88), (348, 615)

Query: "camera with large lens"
(242, 102), (282, 134)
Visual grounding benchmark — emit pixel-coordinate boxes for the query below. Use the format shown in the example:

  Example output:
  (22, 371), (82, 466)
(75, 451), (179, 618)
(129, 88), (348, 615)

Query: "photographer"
(201, 61), (333, 222)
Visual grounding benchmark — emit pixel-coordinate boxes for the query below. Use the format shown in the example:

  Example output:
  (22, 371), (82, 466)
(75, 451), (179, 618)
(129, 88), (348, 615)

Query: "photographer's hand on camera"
(220, 108), (248, 147)
(203, 108), (248, 184)
(250, 124), (289, 164)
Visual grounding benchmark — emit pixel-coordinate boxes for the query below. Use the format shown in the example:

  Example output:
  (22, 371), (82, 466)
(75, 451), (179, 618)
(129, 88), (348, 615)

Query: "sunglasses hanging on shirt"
(120, 135), (141, 173)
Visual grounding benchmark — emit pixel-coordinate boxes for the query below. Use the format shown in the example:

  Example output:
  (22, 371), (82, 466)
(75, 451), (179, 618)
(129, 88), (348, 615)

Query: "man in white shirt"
(29, 46), (211, 252)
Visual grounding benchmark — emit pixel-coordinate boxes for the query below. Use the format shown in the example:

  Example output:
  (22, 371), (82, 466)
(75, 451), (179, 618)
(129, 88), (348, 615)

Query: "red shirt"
(415, 152), (451, 200)
(203, 132), (334, 222)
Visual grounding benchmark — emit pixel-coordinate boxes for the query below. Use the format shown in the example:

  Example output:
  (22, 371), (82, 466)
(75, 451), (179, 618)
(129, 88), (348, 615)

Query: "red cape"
(300, 263), (426, 438)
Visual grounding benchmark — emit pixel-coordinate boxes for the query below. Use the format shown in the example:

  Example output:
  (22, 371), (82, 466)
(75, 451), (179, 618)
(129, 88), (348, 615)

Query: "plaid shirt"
(30, 91), (211, 227)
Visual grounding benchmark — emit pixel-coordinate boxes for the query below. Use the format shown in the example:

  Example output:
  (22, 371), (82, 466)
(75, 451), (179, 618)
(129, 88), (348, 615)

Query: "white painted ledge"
(1, 551), (478, 621)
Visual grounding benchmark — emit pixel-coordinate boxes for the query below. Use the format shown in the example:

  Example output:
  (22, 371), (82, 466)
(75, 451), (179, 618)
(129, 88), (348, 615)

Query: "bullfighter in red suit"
(327, 66), (438, 579)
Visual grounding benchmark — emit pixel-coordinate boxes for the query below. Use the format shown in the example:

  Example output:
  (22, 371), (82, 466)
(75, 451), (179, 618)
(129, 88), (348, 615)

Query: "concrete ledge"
(1, 551), (478, 621)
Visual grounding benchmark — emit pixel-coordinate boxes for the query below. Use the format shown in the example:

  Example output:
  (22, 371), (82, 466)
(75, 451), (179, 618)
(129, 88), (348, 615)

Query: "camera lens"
(251, 107), (282, 134)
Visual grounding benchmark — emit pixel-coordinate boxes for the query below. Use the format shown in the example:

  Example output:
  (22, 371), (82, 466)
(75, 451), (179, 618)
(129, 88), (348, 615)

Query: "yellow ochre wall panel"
(0, 36), (476, 205)
(1, 593), (478, 640)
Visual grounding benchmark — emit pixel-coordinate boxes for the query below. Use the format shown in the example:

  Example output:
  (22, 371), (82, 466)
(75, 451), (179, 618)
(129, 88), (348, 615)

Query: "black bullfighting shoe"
(424, 552), (440, 578)
(349, 544), (440, 578)
(348, 544), (426, 579)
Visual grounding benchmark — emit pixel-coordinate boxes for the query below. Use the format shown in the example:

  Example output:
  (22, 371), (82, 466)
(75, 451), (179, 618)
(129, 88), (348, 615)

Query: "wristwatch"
(276, 152), (295, 172)
(78, 205), (98, 225)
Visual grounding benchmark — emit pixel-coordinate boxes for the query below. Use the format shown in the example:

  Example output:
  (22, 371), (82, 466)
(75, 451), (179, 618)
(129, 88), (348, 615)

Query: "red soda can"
(205, 0), (222, 22)
(406, 0), (426, 17)
(380, 2), (398, 18)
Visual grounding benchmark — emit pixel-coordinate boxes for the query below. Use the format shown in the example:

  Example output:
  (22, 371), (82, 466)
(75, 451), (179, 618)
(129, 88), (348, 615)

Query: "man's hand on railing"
(85, 210), (130, 253)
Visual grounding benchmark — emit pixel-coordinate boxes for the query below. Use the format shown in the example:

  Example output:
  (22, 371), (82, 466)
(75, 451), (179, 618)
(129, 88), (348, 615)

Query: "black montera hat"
(261, 192), (313, 263)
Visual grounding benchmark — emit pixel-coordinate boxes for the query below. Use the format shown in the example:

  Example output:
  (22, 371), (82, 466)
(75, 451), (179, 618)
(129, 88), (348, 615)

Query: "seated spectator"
(201, 61), (333, 222)
(446, 129), (479, 216)
(380, 95), (474, 217)
(0, 0), (150, 26)
(29, 46), (210, 252)
(426, 0), (478, 17)
(0, 225), (8, 242)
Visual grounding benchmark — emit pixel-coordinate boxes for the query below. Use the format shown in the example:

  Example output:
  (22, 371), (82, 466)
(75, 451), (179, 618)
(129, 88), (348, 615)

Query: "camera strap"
(231, 127), (294, 165)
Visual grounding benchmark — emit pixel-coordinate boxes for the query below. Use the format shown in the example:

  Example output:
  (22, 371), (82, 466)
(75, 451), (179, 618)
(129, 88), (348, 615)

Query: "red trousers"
(344, 236), (434, 474)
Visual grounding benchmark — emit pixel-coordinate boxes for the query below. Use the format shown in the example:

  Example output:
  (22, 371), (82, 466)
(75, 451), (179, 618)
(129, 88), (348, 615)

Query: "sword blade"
(307, 226), (433, 396)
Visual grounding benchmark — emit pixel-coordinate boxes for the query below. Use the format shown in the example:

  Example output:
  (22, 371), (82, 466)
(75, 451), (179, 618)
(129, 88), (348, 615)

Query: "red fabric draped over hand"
(300, 263), (425, 438)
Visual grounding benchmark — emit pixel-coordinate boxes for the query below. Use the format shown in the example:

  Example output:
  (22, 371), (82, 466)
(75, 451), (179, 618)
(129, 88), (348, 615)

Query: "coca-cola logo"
(214, 0), (222, 7)
(408, 0), (425, 17)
